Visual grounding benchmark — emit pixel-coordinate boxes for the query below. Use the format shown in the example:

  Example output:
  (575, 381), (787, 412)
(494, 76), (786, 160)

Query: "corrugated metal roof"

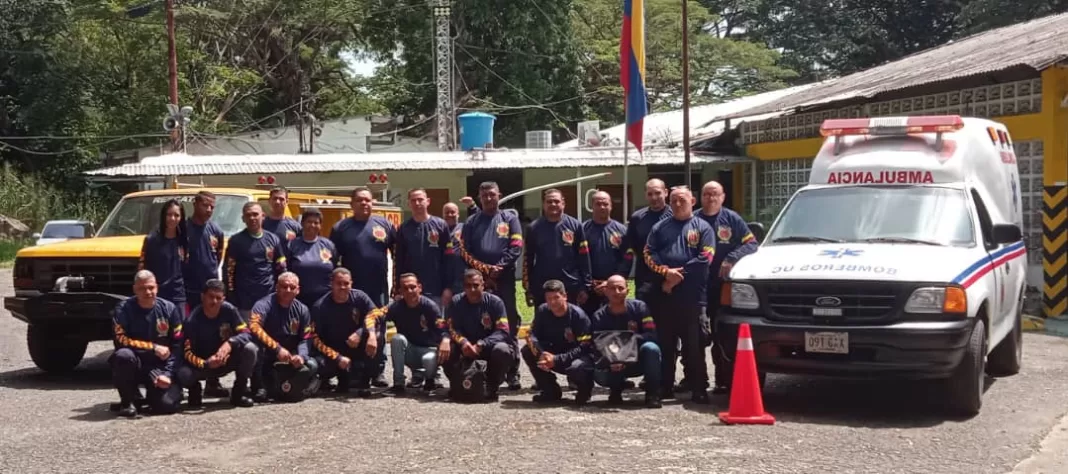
(85, 147), (734, 178)
(556, 83), (817, 149)
(719, 12), (1068, 120)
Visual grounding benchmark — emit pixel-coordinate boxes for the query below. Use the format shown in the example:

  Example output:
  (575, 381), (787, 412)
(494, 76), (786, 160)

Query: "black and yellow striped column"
(1045, 185), (1067, 317)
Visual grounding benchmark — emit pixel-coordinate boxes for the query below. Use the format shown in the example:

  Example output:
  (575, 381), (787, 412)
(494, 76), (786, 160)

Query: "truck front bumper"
(716, 314), (975, 380)
(4, 291), (123, 340)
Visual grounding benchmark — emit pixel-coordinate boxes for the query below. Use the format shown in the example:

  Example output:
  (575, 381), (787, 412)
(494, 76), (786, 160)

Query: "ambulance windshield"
(766, 186), (974, 247)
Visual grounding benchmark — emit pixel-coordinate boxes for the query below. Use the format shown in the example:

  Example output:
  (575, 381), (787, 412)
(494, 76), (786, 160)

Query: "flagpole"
(681, 0), (691, 189)
(623, 138), (629, 222)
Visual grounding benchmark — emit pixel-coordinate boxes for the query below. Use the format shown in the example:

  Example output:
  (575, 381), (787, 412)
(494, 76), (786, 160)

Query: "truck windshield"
(41, 223), (92, 239)
(97, 194), (250, 238)
(766, 186), (975, 247)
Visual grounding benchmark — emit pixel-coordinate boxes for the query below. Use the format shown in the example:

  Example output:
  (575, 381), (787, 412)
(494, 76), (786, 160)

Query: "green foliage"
(957, 0), (1068, 34)
(0, 238), (33, 265)
(0, 164), (112, 231)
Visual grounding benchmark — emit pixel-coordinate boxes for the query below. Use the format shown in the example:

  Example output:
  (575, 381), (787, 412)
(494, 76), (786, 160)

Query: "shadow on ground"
(0, 349), (112, 391)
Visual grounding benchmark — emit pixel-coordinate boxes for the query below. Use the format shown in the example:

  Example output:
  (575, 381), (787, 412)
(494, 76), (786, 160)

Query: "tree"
(573, 0), (794, 122)
(957, 0), (1068, 34)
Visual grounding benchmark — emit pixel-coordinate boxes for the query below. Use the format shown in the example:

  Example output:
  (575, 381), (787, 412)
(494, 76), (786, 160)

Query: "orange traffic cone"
(718, 323), (775, 425)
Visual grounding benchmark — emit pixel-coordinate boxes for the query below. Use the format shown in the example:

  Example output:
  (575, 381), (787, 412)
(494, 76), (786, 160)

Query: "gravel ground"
(2, 268), (1068, 473)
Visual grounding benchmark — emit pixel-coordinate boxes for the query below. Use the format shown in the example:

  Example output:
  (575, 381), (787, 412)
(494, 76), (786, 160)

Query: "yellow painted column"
(1041, 66), (1068, 317)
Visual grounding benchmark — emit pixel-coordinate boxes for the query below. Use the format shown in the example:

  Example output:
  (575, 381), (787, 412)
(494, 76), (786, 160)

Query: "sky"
(341, 51), (381, 77)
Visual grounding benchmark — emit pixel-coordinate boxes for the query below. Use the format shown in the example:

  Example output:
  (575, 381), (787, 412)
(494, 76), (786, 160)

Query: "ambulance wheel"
(944, 319), (986, 417)
(986, 298), (1023, 377)
(27, 325), (87, 374)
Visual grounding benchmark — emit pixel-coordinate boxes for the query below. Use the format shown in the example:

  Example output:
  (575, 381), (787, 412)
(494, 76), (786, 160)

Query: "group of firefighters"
(113, 178), (757, 417)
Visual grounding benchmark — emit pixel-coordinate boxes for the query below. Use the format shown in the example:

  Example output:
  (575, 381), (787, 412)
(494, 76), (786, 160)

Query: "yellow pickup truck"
(5, 187), (402, 373)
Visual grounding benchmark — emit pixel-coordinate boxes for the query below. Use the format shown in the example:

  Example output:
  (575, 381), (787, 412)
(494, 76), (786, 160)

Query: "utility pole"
(431, 0), (454, 150)
(681, 0), (692, 189)
(165, 0), (180, 152)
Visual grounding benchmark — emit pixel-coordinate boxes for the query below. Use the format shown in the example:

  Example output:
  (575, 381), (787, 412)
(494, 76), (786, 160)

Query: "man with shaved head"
(109, 270), (184, 417)
(581, 190), (632, 316)
(591, 275), (661, 408)
(248, 272), (319, 402)
(643, 186), (715, 403)
(698, 180), (758, 394)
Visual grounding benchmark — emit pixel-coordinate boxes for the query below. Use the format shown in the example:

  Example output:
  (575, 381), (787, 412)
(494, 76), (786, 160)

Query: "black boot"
(532, 383), (562, 403)
(608, 388), (624, 404)
(204, 377), (229, 398)
(117, 400), (137, 418)
(336, 372), (352, 394)
(691, 389), (710, 405)
(230, 380), (254, 408)
(645, 386), (662, 409)
(574, 382), (593, 406)
(187, 382), (203, 409)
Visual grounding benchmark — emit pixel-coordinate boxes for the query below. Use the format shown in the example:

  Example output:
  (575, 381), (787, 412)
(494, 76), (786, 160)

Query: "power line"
(0, 134), (166, 156)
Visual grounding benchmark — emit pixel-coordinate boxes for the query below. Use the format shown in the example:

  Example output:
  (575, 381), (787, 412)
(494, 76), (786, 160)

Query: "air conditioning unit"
(525, 130), (552, 149)
(577, 120), (600, 147)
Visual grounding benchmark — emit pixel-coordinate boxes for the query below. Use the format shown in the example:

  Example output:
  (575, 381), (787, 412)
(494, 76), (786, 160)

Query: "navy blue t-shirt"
(139, 231), (186, 303)
(459, 210), (523, 279)
(249, 294), (312, 357)
(444, 223), (466, 294)
(383, 295), (446, 347)
(591, 299), (657, 343)
(183, 301), (250, 365)
(696, 207), (758, 280)
(527, 303), (592, 366)
(446, 292), (513, 347)
(183, 219), (223, 298)
(645, 216), (716, 305)
(329, 215), (395, 305)
(287, 237), (338, 305)
(310, 289), (380, 360)
(112, 297), (183, 377)
(626, 206), (672, 285)
(524, 215), (592, 294)
(223, 230), (286, 310)
(582, 218), (633, 281)
(396, 216), (451, 296)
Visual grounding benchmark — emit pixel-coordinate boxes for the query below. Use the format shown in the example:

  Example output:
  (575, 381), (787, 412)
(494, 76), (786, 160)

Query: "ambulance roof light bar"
(820, 115), (964, 155)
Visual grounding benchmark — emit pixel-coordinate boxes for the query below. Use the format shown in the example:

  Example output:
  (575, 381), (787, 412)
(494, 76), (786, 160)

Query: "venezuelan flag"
(620, 0), (647, 152)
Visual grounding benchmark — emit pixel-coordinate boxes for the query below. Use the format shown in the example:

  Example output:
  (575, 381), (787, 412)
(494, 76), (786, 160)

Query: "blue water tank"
(458, 112), (496, 151)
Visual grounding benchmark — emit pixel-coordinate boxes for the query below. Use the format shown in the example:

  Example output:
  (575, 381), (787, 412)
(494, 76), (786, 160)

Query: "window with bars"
(1015, 140), (1045, 264)
(757, 158), (814, 216)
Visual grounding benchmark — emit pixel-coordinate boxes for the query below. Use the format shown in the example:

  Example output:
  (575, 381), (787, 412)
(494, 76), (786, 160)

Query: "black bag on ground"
(450, 358), (487, 403)
(592, 331), (641, 369)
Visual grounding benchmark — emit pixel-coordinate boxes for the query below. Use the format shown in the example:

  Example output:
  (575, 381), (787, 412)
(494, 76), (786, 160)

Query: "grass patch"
(0, 238), (32, 266)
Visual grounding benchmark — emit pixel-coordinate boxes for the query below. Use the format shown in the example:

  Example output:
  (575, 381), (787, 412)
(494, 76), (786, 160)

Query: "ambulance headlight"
(729, 283), (760, 310)
(905, 286), (967, 314)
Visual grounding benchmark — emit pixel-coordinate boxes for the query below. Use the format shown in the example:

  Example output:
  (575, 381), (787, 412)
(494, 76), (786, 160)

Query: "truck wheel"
(27, 325), (87, 374)
(986, 299), (1023, 377)
(944, 319), (987, 417)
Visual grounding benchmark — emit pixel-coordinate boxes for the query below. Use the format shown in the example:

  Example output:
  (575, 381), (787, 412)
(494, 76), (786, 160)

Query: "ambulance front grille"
(763, 281), (902, 323)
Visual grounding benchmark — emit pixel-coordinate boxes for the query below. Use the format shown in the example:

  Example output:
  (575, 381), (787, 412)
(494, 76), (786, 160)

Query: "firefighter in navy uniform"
(109, 270), (184, 418)
(263, 186), (302, 251)
(581, 190), (633, 316)
(522, 189), (593, 308)
(395, 189), (452, 306)
(522, 280), (596, 405)
(248, 273), (319, 403)
(696, 181), (758, 394)
(457, 181), (524, 390)
(223, 202), (287, 321)
(591, 275), (662, 408)
(444, 270), (517, 402)
(329, 187), (396, 388)
(644, 186), (716, 404)
(182, 190), (229, 397)
(176, 279), (258, 408)
(310, 268), (383, 397)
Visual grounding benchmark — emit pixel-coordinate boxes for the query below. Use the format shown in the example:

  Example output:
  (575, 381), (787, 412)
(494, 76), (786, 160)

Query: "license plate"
(804, 332), (849, 354)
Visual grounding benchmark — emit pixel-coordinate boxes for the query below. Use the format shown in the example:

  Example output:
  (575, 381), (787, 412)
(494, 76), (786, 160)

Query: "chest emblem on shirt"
(265, 246), (275, 261)
(561, 230), (574, 246)
(564, 327), (575, 343)
(428, 230), (440, 247)
(320, 248), (333, 263)
(219, 323), (232, 339)
(628, 320), (638, 331)
(372, 225), (387, 242)
(209, 235), (219, 251)
(420, 315), (428, 330)
(686, 229), (700, 248)
(156, 317), (169, 337)
(351, 309), (362, 323)
(481, 312), (492, 329)
(717, 225), (732, 243)
(288, 317), (300, 334)
(495, 222), (509, 238)
(609, 232), (622, 249)
(285, 230), (297, 241)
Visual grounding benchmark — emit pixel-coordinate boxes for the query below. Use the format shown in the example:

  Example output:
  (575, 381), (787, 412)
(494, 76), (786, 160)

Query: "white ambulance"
(720, 115), (1027, 416)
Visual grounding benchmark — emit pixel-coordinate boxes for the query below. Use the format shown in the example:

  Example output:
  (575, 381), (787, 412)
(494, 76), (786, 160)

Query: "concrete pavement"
(3, 269), (1068, 472)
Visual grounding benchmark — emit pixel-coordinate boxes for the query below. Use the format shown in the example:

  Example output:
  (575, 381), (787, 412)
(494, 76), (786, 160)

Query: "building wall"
(739, 72), (1068, 316)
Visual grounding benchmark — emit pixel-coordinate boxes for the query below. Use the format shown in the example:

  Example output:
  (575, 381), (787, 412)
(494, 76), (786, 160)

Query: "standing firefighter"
(182, 190), (228, 397)
(395, 189), (452, 305)
(523, 188), (593, 308)
(223, 202), (287, 321)
(457, 181), (524, 390)
(696, 181), (758, 394)
(329, 187), (395, 388)
(581, 190), (632, 316)
(643, 186), (715, 404)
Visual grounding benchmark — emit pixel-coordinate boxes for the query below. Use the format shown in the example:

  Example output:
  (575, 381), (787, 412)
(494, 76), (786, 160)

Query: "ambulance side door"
(970, 189), (1009, 340)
